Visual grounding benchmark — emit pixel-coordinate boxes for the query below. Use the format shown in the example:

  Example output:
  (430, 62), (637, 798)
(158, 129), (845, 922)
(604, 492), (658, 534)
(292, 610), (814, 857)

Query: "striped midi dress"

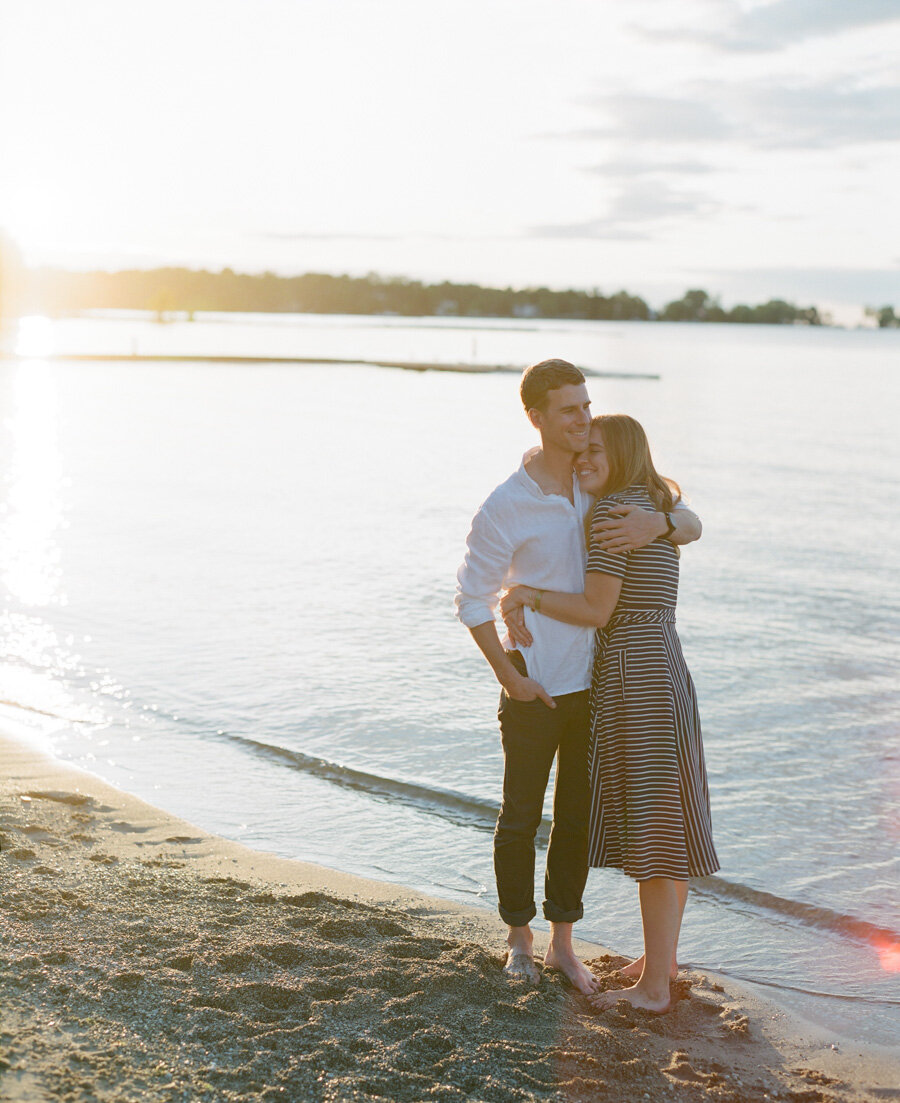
(586, 487), (719, 881)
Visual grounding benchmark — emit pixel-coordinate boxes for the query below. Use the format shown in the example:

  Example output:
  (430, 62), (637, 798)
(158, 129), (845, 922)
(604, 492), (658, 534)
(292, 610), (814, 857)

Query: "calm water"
(1, 312), (898, 1042)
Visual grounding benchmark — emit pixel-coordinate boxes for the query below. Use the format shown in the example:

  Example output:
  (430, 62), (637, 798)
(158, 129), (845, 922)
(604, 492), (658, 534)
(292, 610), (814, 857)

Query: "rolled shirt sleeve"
(454, 505), (514, 628)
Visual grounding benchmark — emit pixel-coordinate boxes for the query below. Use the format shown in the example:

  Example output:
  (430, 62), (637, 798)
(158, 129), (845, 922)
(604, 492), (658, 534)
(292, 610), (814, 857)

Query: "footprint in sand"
(217, 951), (259, 974)
(23, 790), (104, 809)
(111, 971), (145, 989)
(719, 1009), (750, 1035)
(665, 1052), (726, 1087)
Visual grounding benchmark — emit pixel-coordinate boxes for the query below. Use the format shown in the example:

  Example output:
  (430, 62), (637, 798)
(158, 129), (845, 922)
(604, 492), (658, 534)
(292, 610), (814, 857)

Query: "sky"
(1, 0), (899, 319)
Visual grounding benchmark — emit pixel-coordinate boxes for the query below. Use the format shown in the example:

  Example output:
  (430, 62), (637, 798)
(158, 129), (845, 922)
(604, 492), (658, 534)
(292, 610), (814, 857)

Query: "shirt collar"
(515, 447), (581, 503)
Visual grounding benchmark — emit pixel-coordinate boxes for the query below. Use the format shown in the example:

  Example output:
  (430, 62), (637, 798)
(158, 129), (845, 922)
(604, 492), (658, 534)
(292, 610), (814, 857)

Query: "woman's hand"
(592, 504), (665, 552)
(504, 606), (533, 649)
(501, 586), (534, 649)
(499, 584), (531, 620)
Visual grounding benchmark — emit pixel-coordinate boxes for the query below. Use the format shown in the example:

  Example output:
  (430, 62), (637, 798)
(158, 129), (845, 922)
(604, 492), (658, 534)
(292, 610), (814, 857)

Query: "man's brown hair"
(519, 358), (585, 412)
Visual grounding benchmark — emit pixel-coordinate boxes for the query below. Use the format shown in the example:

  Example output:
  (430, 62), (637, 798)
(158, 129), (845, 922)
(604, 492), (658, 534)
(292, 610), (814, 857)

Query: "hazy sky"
(2, 0), (899, 316)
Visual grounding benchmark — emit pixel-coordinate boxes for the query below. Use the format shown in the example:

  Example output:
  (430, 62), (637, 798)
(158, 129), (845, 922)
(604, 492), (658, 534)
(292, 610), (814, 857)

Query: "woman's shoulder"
(593, 485), (653, 511)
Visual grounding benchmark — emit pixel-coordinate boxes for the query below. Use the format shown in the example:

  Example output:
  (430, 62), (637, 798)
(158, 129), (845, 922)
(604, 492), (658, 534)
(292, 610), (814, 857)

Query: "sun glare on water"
(1, 362), (64, 607)
(14, 315), (55, 359)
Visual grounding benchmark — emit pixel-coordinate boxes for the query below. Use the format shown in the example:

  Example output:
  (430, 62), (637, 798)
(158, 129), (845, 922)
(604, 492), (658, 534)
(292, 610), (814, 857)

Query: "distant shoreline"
(11, 265), (836, 327)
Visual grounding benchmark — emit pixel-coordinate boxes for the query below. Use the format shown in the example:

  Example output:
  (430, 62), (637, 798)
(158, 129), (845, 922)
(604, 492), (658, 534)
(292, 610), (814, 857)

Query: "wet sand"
(2, 733), (897, 1102)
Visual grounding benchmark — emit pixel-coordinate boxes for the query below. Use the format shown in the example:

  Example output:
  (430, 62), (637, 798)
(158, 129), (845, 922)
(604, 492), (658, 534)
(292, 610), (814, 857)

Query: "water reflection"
(1, 360), (64, 607)
(0, 358), (77, 724)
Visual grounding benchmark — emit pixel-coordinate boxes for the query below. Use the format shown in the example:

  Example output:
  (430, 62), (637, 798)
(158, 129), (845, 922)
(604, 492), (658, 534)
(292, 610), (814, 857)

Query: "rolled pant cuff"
(542, 902), (584, 924)
(498, 903), (537, 927)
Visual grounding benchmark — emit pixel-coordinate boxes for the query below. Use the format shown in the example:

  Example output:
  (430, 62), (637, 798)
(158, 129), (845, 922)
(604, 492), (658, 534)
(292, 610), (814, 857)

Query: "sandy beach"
(1, 733), (897, 1103)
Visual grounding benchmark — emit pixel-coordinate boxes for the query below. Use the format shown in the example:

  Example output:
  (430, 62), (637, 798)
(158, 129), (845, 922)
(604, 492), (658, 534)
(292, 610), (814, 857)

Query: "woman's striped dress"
(586, 486), (719, 881)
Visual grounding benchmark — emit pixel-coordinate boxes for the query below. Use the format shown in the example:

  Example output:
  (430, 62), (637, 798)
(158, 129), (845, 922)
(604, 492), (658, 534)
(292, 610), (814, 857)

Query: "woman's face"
(575, 425), (610, 496)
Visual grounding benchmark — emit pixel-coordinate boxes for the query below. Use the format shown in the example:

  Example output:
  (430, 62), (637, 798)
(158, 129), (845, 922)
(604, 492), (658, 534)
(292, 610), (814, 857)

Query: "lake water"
(1, 311), (898, 1043)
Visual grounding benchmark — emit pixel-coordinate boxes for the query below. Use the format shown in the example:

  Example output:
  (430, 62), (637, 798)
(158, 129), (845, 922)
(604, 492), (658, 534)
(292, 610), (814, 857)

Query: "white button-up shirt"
(455, 448), (594, 697)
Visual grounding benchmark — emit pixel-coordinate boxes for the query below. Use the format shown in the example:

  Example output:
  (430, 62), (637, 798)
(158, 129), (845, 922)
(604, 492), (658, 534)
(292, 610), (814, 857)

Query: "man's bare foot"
(503, 948), (541, 984)
(590, 983), (672, 1015)
(544, 946), (600, 995)
(620, 953), (678, 981)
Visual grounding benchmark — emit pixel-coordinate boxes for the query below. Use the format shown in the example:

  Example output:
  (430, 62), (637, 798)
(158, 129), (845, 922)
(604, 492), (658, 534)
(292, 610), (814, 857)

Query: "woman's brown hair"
(592, 414), (681, 512)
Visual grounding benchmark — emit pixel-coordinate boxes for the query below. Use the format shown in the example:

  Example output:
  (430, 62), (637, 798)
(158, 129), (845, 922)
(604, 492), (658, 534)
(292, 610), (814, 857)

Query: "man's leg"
(495, 692), (559, 980)
(542, 690), (598, 994)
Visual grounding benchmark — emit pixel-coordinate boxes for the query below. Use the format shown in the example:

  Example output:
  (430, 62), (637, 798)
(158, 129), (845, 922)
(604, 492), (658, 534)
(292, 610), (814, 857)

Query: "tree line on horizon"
(17, 265), (831, 326)
(3, 253), (899, 327)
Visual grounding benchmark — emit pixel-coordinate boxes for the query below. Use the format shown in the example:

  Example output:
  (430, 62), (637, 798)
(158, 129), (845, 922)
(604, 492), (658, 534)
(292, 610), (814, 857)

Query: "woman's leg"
(619, 879), (687, 979)
(592, 877), (685, 1012)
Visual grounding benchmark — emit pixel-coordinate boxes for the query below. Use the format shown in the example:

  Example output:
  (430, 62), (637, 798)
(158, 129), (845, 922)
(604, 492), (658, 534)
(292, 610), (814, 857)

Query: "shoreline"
(2, 731), (898, 1101)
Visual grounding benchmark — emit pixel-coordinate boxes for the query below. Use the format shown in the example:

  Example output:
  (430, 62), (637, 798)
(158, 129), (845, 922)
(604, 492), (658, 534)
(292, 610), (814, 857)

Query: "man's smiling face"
(530, 383), (592, 455)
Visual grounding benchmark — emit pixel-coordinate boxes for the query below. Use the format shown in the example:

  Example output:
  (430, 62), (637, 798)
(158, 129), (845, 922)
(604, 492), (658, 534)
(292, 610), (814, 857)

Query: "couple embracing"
(454, 358), (719, 1014)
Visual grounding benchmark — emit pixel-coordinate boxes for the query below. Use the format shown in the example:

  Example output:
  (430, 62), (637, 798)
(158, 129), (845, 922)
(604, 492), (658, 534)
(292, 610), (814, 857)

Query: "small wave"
(222, 733), (549, 841)
(0, 697), (84, 723)
(691, 968), (900, 1006)
(223, 731), (898, 953)
(692, 877), (900, 950)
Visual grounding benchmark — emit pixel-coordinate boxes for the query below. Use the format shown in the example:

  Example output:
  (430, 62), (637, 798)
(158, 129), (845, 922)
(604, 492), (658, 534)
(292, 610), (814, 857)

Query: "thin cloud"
(574, 94), (733, 143)
(529, 221), (650, 241)
(260, 231), (406, 242)
(642, 0), (900, 53)
(530, 181), (720, 240)
(745, 81), (900, 148)
(560, 79), (900, 151)
(582, 157), (715, 178)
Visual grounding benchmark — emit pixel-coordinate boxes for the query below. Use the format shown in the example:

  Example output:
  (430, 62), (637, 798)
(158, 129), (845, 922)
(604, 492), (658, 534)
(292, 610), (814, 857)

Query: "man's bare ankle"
(545, 943), (575, 961)
(507, 925), (534, 953)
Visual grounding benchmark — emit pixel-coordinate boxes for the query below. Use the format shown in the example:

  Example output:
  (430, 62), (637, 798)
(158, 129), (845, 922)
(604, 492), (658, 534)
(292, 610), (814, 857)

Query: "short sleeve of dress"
(585, 499), (628, 578)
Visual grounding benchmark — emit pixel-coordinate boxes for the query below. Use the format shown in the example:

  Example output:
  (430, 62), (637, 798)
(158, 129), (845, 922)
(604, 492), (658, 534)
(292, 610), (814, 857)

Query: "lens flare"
(874, 939), (900, 973)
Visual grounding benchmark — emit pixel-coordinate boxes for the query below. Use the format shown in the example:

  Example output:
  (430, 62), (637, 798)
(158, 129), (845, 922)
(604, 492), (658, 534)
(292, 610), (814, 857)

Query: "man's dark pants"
(494, 656), (591, 927)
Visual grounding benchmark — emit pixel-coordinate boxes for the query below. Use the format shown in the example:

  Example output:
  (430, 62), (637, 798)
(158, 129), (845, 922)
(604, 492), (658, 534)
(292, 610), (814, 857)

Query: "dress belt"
(606, 607), (676, 629)
(593, 609), (676, 676)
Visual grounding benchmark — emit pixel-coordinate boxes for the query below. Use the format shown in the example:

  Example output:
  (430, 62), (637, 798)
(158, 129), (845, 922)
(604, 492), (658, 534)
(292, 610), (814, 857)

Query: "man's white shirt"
(455, 448), (594, 697)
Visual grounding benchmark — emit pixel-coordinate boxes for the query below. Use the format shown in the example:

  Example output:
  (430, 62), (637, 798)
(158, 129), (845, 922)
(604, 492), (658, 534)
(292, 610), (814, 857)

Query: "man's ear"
(526, 407), (542, 431)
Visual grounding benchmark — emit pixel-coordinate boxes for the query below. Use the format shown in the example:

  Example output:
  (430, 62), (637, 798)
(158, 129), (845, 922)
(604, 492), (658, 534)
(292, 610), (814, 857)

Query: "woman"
(500, 414), (719, 1014)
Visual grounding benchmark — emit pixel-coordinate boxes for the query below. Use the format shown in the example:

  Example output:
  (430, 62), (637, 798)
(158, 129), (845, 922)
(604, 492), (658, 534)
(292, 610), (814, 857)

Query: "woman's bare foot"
(544, 946), (600, 995)
(619, 953), (678, 981)
(590, 982), (672, 1015)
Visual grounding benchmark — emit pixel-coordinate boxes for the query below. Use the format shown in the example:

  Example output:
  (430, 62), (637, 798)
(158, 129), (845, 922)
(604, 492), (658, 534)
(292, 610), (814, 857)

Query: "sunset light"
(2, 1), (899, 313)
(0, 2), (898, 1098)
(14, 315), (54, 359)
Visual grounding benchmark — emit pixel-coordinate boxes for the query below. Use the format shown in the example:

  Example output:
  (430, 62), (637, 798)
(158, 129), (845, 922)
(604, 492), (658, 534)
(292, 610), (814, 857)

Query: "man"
(454, 359), (701, 992)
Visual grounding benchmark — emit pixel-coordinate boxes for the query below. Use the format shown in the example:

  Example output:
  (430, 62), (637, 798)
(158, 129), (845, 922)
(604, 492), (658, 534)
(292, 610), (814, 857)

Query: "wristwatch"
(661, 512), (677, 539)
